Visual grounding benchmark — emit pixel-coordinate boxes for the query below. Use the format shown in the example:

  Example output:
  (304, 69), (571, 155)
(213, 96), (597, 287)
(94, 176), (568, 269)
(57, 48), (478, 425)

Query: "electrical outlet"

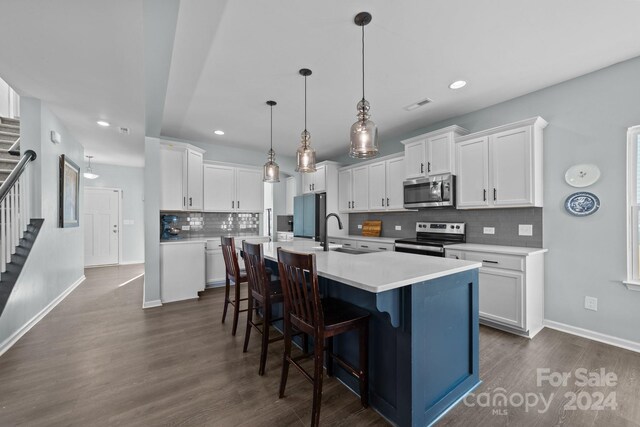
(483, 227), (495, 235)
(181, 225), (190, 231)
(519, 224), (533, 236)
(585, 296), (598, 311)
(357, 224), (363, 229)
(395, 225), (402, 231)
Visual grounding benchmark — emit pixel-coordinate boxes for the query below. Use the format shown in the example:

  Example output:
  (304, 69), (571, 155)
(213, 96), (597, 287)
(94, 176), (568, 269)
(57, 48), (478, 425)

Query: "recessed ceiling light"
(97, 120), (110, 127)
(214, 130), (225, 135)
(449, 80), (467, 90)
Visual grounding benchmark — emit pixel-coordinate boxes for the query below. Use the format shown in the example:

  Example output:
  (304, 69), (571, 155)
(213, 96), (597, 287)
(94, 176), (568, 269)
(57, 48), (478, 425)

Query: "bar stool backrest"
(221, 236), (241, 281)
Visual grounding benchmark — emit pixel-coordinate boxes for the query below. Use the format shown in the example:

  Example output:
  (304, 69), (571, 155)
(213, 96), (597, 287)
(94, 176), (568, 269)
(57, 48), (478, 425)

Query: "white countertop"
(160, 235), (270, 246)
(261, 240), (481, 293)
(329, 235), (398, 244)
(446, 243), (548, 256)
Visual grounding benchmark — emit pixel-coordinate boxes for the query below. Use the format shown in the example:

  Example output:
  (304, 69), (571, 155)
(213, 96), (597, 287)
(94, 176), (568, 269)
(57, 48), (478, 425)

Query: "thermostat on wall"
(50, 130), (61, 144)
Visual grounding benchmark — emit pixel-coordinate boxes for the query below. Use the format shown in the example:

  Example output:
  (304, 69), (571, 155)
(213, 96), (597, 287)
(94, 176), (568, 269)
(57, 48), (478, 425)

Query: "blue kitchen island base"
(266, 258), (479, 427)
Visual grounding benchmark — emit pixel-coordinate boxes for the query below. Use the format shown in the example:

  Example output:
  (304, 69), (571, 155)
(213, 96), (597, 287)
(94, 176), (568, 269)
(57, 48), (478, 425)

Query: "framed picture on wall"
(59, 154), (80, 228)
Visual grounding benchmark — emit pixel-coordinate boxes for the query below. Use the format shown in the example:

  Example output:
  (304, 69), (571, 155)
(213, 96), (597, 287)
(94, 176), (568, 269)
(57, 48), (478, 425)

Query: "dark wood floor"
(0, 265), (638, 426)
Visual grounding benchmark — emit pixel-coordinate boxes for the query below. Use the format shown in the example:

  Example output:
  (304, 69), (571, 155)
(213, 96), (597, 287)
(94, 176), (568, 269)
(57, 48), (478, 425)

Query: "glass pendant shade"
(295, 130), (316, 172)
(263, 100), (280, 182)
(263, 149), (280, 183)
(349, 99), (379, 158)
(84, 156), (99, 179)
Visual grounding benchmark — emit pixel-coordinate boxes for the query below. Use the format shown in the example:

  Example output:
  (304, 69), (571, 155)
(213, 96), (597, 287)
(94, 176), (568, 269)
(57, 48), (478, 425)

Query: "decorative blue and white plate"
(564, 192), (600, 216)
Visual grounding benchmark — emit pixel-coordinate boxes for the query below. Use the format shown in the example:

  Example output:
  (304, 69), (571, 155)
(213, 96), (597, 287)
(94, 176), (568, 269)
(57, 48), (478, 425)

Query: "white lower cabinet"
(160, 242), (205, 303)
(205, 236), (270, 286)
(445, 246), (545, 338)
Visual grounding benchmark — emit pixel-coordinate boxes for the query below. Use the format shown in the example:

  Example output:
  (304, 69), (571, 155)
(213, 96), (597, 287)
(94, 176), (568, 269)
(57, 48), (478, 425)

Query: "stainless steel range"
(394, 222), (466, 257)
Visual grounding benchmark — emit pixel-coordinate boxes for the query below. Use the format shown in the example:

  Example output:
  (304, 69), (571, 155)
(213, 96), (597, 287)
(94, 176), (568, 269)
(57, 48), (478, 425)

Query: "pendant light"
(296, 68), (317, 173)
(84, 155), (99, 180)
(263, 100), (280, 183)
(349, 12), (379, 159)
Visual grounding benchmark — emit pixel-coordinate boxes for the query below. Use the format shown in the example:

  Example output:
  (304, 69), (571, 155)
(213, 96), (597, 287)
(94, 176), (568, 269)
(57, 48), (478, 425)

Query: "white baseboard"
(142, 299), (162, 309)
(119, 260), (145, 266)
(544, 319), (640, 354)
(0, 275), (86, 358)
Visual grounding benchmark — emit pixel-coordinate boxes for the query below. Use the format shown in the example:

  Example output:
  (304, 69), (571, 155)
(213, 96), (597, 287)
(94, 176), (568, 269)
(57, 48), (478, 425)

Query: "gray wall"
(0, 97), (85, 347)
(337, 57), (640, 344)
(349, 208), (543, 247)
(84, 164), (145, 264)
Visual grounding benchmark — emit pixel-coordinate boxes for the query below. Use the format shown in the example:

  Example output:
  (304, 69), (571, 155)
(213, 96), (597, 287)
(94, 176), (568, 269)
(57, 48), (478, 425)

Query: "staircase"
(0, 117), (20, 186)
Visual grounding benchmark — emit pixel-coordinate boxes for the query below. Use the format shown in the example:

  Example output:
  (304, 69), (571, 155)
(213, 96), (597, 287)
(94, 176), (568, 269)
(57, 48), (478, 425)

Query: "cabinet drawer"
(464, 251), (524, 271)
(445, 249), (464, 260)
(357, 241), (394, 252)
(327, 238), (342, 245)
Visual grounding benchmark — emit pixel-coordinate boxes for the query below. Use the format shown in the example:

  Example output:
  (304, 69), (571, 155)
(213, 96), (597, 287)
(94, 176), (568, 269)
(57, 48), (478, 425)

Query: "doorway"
(84, 187), (121, 267)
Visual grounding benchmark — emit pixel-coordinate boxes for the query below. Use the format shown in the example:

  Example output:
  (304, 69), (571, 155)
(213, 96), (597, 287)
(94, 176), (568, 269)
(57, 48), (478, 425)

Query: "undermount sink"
(331, 247), (371, 255)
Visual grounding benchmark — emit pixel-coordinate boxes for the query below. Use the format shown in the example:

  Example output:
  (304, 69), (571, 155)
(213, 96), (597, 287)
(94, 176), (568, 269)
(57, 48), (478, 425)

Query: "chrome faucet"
(323, 213), (343, 251)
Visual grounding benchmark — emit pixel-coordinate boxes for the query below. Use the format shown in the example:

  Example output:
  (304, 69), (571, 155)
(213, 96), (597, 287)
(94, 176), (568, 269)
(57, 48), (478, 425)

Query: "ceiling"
(1, 1), (640, 167)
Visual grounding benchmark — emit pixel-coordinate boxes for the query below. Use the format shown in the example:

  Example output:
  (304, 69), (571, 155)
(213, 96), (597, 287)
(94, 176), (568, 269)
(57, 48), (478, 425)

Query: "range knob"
(450, 225), (454, 229)
(456, 225), (460, 229)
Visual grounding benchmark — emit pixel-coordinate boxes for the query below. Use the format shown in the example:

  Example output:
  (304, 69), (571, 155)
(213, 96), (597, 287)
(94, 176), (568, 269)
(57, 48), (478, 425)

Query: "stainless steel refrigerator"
(293, 193), (326, 241)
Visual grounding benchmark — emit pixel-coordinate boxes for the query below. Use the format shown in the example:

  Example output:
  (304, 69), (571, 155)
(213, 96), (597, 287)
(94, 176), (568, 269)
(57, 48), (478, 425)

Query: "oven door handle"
(394, 243), (444, 253)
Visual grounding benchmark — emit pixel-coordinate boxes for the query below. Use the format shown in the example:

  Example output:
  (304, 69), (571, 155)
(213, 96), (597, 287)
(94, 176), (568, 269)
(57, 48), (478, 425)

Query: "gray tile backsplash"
(348, 207), (543, 247)
(161, 211), (261, 239)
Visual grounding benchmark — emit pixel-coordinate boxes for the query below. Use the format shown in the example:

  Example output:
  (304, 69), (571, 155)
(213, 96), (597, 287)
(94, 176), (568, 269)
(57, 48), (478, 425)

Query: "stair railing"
(8, 137), (20, 156)
(0, 149), (36, 281)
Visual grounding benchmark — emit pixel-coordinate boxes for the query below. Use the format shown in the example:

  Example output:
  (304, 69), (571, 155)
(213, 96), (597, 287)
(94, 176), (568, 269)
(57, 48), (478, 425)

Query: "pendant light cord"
(270, 103), (273, 151)
(304, 75), (307, 132)
(362, 23), (365, 102)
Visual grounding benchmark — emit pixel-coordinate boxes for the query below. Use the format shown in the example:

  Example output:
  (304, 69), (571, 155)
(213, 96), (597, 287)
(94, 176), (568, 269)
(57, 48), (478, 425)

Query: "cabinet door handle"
(312, 183), (315, 190)
(482, 260), (499, 264)
(352, 200), (355, 209)
(379, 247), (387, 251)
(493, 188), (497, 201)
(361, 245), (369, 248)
(183, 196), (186, 207)
(237, 200), (240, 209)
(483, 189), (487, 201)
(386, 197), (389, 207)
(382, 197), (384, 207)
(428, 162), (431, 173)
(189, 197), (192, 206)
(420, 162), (424, 174)
(348, 201), (351, 209)
(232, 201), (234, 209)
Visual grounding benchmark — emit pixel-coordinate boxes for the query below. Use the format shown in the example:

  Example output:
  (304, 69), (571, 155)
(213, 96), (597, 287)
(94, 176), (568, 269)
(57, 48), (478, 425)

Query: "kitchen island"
(261, 240), (482, 427)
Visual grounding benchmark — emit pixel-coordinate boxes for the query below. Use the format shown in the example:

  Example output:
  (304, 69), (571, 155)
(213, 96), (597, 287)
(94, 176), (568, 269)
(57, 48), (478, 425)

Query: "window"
(626, 126), (640, 290)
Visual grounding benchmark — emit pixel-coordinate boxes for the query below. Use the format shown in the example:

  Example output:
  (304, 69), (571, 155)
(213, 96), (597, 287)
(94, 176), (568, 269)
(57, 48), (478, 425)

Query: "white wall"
(0, 97), (85, 347)
(143, 137), (161, 307)
(84, 164), (145, 264)
(337, 56), (640, 344)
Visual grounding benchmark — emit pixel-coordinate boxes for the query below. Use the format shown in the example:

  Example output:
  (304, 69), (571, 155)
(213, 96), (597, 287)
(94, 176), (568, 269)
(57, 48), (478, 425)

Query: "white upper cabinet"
(203, 164), (263, 212)
(352, 166), (369, 211)
(285, 176), (297, 215)
(385, 157), (405, 210)
(338, 155), (407, 213)
(159, 143), (205, 212)
(402, 126), (469, 179)
(301, 165), (326, 194)
(404, 140), (426, 179)
(455, 117), (547, 209)
(368, 161), (386, 211)
(338, 169), (352, 212)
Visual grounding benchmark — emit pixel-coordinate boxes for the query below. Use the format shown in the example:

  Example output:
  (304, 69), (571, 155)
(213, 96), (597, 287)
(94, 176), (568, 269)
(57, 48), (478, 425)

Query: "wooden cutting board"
(361, 220), (382, 237)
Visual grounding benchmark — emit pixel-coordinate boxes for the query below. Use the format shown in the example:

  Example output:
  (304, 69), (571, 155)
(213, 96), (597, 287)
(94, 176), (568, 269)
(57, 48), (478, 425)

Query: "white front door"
(84, 188), (120, 266)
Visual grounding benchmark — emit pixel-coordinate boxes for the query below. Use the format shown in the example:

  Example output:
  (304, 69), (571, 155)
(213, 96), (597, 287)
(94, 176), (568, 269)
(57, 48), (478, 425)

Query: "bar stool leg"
(359, 322), (369, 408)
(259, 303), (270, 376)
(279, 323), (292, 398)
(311, 336), (325, 427)
(222, 277), (230, 323)
(232, 281), (241, 336)
(326, 337), (334, 377)
(243, 295), (254, 352)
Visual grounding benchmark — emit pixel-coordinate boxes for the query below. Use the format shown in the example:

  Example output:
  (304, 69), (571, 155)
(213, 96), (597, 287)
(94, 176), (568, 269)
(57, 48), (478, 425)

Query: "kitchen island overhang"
(261, 240), (481, 427)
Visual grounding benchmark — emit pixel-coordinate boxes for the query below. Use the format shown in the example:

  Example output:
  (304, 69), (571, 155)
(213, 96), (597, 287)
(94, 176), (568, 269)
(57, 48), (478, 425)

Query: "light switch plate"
(519, 224), (533, 236)
(585, 296), (598, 311)
(483, 227), (495, 235)
(123, 219), (134, 225)
(357, 224), (363, 229)
(395, 225), (402, 231)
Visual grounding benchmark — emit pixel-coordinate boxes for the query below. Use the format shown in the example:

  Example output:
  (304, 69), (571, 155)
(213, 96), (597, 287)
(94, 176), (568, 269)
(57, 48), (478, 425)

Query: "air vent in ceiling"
(404, 98), (433, 111)
(119, 127), (130, 135)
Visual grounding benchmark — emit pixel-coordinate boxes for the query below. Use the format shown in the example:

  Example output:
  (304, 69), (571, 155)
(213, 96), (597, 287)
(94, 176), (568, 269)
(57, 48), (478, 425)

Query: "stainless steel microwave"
(403, 174), (456, 208)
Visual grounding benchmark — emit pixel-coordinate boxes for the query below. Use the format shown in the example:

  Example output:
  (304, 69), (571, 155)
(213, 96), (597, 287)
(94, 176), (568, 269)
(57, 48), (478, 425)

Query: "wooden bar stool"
(276, 248), (370, 427)
(241, 241), (285, 375)
(220, 236), (248, 336)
